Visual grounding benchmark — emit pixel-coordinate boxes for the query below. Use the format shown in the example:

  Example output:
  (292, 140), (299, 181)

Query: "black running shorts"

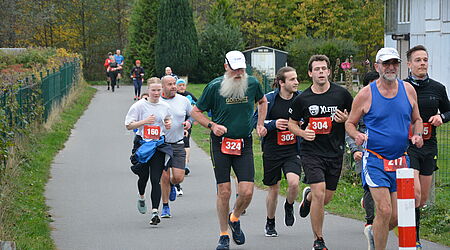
(301, 154), (343, 191)
(210, 133), (254, 184)
(408, 146), (438, 176)
(262, 155), (301, 186)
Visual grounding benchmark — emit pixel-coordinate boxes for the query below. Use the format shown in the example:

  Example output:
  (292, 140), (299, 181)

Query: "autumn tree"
(155, 0), (198, 77)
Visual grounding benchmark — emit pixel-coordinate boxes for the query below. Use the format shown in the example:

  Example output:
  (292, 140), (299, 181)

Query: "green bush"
(286, 37), (359, 81)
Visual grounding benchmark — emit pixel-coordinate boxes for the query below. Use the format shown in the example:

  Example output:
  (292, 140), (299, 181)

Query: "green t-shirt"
(196, 76), (264, 139)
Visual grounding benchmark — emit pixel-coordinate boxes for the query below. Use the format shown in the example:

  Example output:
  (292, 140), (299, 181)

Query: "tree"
(155, 0), (198, 77)
(126, 0), (159, 76)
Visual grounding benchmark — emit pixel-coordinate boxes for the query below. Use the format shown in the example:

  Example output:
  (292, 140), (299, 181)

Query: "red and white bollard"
(396, 168), (416, 250)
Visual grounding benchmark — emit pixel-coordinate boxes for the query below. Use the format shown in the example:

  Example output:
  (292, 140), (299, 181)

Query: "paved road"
(45, 86), (447, 250)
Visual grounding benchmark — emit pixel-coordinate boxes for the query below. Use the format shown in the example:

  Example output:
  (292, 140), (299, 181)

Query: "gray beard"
(219, 73), (248, 99)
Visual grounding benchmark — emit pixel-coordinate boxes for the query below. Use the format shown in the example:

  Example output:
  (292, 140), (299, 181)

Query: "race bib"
(383, 156), (408, 172)
(277, 131), (297, 145)
(309, 117), (332, 134)
(408, 123), (432, 140)
(221, 137), (243, 155)
(143, 125), (161, 140)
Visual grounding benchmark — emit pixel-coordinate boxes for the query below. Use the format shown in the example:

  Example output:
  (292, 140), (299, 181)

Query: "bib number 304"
(221, 137), (243, 155)
(309, 117), (332, 134)
(383, 156), (408, 172)
(143, 125), (161, 140)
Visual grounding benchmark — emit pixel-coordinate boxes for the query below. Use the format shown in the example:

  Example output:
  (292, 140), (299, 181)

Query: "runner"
(130, 60), (145, 100)
(176, 78), (197, 176)
(288, 55), (353, 250)
(104, 52), (113, 90)
(124, 77), (173, 225)
(114, 49), (124, 88)
(346, 47), (423, 250)
(254, 66), (302, 237)
(404, 45), (450, 249)
(107, 57), (122, 92)
(165, 66), (178, 80)
(159, 75), (193, 218)
(191, 50), (268, 250)
(345, 71), (379, 248)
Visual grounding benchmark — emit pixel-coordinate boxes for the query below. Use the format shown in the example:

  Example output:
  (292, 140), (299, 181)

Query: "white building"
(384, 0), (450, 95)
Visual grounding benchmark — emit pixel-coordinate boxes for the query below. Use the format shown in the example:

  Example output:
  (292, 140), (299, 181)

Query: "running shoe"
(185, 166), (190, 176)
(312, 237), (328, 250)
(216, 235), (230, 250)
(228, 213), (245, 245)
(161, 205), (171, 218)
(176, 184), (183, 196)
(149, 210), (160, 225)
(364, 224), (375, 250)
(134, 96), (137, 100)
(284, 200), (295, 226)
(416, 241), (422, 250)
(264, 220), (278, 237)
(299, 186), (311, 218)
(137, 198), (147, 214)
(169, 185), (177, 201)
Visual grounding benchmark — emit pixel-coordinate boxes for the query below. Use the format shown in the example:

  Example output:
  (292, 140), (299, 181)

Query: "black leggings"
(136, 151), (165, 209)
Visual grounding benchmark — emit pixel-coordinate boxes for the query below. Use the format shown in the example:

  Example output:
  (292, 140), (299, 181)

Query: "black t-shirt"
(130, 66), (145, 79)
(289, 83), (353, 158)
(178, 90), (198, 103)
(404, 77), (450, 152)
(263, 93), (298, 159)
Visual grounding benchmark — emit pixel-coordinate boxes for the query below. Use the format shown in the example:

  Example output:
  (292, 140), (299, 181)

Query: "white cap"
(376, 48), (401, 62)
(225, 51), (246, 70)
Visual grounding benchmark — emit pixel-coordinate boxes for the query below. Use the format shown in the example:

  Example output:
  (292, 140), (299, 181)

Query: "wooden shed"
(243, 46), (288, 78)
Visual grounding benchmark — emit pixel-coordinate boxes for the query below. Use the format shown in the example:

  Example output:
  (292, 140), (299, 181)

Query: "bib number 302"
(383, 156), (408, 172)
(309, 117), (332, 134)
(221, 137), (243, 155)
(277, 131), (297, 145)
(143, 125), (161, 140)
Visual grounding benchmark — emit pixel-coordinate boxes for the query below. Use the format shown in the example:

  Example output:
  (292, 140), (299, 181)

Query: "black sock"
(367, 219), (373, 225)
(163, 203), (169, 207)
(267, 217), (275, 223)
(285, 199), (294, 206)
(415, 207), (421, 242)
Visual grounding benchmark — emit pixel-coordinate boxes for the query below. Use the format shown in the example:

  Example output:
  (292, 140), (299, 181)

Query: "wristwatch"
(207, 122), (213, 129)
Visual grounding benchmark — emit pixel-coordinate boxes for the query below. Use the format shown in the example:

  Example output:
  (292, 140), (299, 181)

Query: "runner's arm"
(345, 87), (369, 145)
(406, 84), (423, 147)
(191, 106), (227, 136)
(256, 96), (268, 137)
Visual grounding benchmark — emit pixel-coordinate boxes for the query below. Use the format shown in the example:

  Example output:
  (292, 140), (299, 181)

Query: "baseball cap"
(376, 48), (401, 62)
(135, 60), (141, 64)
(225, 51), (246, 70)
(176, 79), (186, 85)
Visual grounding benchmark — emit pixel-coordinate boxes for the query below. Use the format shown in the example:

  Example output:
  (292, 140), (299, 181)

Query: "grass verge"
(0, 81), (96, 249)
(188, 83), (449, 247)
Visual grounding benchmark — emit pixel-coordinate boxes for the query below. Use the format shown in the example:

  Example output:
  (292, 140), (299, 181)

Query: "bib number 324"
(383, 156), (408, 172)
(221, 137), (243, 155)
(143, 125), (161, 140)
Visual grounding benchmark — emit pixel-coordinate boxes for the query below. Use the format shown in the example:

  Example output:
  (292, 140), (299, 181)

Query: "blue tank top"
(363, 80), (412, 160)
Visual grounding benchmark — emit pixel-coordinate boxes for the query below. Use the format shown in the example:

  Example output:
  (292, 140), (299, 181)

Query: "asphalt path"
(45, 86), (447, 250)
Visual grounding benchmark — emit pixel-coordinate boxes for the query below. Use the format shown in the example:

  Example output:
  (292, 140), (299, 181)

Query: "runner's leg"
(285, 173), (299, 204)
(217, 182), (232, 233)
(370, 187), (392, 250)
(266, 182), (280, 219)
(309, 182), (326, 239)
(149, 151), (165, 209)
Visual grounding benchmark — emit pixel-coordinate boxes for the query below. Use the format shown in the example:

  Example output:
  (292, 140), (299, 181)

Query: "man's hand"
(257, 124), (267, 137)
(429, 114), (443, 127)
(212, 123), (227, 137)
(144, 115), (156, 124)
(275, 119), (289, 130)
(353, 151), (363, 161)
(334, 109), (349, 123)
(355, 132), (368, 146)
(183, 121), (192, 130)
(164, 119), (172, 130)
(411, 134), (424, 148)
(302, 124), (316, 141)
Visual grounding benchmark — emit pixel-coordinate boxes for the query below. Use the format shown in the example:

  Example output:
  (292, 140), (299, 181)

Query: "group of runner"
(124, 47), (449, 250)
(104, 50), (125, 92)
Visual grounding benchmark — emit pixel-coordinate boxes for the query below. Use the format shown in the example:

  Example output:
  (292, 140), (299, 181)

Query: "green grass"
(1, 83), (96, 249)
(188, 83), (449, 247)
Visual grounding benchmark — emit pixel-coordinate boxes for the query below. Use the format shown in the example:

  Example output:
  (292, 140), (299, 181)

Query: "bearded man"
(191, 50), (268, 250)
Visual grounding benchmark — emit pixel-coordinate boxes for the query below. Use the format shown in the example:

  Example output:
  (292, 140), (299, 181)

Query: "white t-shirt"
(160, 94), (192, 143)
(124, 99), (172, 138)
